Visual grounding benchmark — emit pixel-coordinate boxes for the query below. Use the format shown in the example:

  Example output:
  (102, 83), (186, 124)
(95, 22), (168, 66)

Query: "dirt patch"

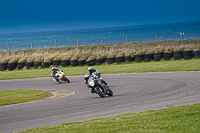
(47, 90), (76, 98)
(20, 90), (76, 104)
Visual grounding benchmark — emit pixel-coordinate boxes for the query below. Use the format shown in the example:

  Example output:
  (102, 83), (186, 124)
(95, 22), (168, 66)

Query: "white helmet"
(88, 66), (93, 71)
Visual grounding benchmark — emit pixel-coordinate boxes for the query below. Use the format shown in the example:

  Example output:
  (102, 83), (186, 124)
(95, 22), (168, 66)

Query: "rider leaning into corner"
(84, 66), (109, 93)
(51, 66), (60, 81)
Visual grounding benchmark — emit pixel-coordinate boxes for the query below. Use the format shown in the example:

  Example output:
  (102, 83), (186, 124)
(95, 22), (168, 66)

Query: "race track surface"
(0, 72), (200, 132)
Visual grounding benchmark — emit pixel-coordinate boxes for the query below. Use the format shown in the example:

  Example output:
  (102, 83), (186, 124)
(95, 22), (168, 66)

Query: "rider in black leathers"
(84, 66), (109, 93)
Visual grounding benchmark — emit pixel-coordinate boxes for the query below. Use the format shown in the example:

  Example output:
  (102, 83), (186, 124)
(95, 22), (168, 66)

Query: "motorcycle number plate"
(89, 80), (94, 87)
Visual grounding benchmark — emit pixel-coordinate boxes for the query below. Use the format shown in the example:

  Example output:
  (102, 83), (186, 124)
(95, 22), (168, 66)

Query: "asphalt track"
(0, 72), (200, 133)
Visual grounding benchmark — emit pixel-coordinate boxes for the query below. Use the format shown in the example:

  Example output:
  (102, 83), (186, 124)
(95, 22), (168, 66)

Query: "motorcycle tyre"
(64, 77), (70, 83)
(107, 88), (113, 96)
(58, 79), (62, 84)
(95, 86), (106, 98)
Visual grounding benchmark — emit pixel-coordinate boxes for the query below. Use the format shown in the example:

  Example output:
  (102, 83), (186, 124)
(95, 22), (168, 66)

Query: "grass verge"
(0, 90), (51, 106)
(1, 58), (200, 80)
(16, 103), (200, 133)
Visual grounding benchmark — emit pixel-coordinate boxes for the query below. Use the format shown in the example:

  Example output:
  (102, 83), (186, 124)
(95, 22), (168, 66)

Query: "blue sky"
(0, 0), (200, 34)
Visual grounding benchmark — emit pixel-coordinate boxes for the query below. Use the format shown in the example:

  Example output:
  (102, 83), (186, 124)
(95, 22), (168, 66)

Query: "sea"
(0, 21), (200, 51)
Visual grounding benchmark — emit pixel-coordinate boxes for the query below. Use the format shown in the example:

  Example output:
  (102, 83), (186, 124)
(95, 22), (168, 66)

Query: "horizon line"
(1, 20), (200, 35)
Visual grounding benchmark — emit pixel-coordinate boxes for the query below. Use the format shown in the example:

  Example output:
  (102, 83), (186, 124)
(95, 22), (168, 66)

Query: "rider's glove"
(96, 73), (100, 77)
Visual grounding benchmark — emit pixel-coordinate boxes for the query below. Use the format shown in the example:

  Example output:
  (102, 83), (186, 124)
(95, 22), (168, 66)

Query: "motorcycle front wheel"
(64, 77), (70, 83)
(58, 80), (62, 84)
(95, 86), (106, 98)
(107, 88), (113, 96)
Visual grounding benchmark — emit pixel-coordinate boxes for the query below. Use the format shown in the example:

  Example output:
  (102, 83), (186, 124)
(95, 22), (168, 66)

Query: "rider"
(84, 66), (109, 93)
(51, 66), (59, 81)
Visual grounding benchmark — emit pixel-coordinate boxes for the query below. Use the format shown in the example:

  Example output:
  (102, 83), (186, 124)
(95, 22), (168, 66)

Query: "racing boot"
(103, 80), (109, 87)
(91, 88), (95, 93)
(52, 75), (57, 81)
(55, 75), (59, 81)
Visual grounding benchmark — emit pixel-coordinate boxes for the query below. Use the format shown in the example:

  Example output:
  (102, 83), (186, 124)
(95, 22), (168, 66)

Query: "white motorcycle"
(51, 70), (70, 84)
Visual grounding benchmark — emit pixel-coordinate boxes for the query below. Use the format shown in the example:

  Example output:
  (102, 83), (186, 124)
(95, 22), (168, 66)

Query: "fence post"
(55, 39), (57, 48)
(156, 32), (158, 43)
(126, 34), (128, 44)
(77, 37), (79, 46)
(31, 40), (33, 50)
(180, 30), (184, 40)
(8, 42), (10, 51)
(101, 36), (103, 45)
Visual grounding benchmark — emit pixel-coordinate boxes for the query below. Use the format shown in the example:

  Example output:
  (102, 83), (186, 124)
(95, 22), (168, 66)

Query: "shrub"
(96, 55), (107, 59)
(78, 55), (88, 60)
(8, 57), (20, 63)
(71, 55), (80, 60)
(43, 57), (53, 62)
(116, 52), (124, 57)
(86, 56), (96, 61)
(107, 52), (116, 58)
(18, 57), (27, 63)
(26, 57), (35, 62)
(53, 55), (61, 60)
(34, 57), (44, 62)
(0, 58), (9, 63)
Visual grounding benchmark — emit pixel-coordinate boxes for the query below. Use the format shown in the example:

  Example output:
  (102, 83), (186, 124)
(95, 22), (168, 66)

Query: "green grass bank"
(1, 58), (200, 80)
(0, 90), (51, 106)
(16, 103), (200, 133)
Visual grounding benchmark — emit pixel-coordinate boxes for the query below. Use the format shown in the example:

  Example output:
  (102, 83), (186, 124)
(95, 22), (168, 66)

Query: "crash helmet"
(84, 73), (89, 79)
(52, 66), (57, 70)
(88, 66), (93, 71)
